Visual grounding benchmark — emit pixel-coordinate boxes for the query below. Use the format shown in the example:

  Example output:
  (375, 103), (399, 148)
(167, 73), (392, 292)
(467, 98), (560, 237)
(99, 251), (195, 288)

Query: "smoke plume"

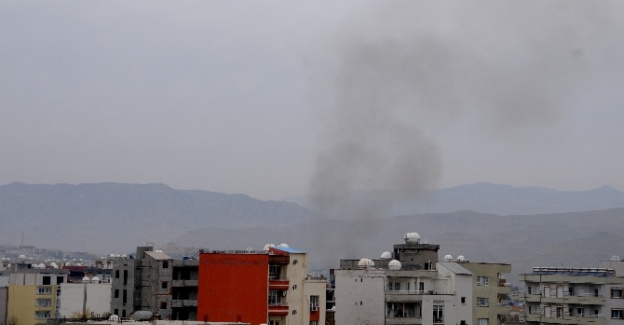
(308, 1), (616, 220)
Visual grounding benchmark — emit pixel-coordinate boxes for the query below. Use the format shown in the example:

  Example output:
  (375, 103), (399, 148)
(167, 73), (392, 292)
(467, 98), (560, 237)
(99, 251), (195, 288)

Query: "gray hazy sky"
(2, 1), (624, 201)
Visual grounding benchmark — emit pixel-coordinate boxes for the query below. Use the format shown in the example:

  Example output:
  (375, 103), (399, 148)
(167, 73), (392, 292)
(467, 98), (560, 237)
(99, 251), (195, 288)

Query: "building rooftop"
(438, 262), (473, 275)
(528, 267), (616, 277)
(145, 251), (172, 260)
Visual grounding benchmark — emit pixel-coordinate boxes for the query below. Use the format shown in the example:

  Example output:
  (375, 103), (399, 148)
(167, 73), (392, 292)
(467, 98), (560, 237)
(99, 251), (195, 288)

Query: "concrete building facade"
(459, 262), (512, 325)
(197, 246), (326, 325)
(7, 263), (68, 325)
(521, 266), (624, 325)
(59, 280), (111, 317)
(334, 261), (473, 325)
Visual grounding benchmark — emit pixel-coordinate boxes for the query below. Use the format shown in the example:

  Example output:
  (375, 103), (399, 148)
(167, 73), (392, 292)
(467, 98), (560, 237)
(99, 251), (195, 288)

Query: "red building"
(198, 252), (269, 325)
(197, 246), (326, 325)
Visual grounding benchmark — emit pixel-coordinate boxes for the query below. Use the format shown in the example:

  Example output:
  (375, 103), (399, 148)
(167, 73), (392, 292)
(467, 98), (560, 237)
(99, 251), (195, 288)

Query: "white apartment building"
(334, 233), (477, 325)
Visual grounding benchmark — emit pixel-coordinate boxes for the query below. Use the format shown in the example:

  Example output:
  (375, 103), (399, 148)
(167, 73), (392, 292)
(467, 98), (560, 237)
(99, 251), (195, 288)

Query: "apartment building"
(111, 244), (325, 324)
(335, 233), (475, 325)
(521, 266), (624, 325)
(197, 245), (326, 325)
(6, 263), (68, 325)
(459, 262), (512, 325)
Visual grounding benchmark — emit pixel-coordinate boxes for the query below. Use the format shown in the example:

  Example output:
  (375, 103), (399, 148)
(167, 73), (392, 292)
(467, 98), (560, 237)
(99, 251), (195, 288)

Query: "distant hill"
(3, 181), (624, 284)
(172, 208), (624, 284)
(286, 183), (624, 216)
(0, 182), (320, 254)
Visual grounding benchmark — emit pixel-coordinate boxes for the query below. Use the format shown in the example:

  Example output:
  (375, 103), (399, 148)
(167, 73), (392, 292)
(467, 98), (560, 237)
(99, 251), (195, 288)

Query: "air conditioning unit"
(282, 290), (288, 296)
(311, 306), (318, 312)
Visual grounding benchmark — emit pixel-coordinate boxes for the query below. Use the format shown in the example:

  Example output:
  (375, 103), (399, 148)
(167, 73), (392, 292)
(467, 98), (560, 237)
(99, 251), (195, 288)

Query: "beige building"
(521, 266), (624, 325)
(459, 262), (512, 325)
(7, 263), (68, 325)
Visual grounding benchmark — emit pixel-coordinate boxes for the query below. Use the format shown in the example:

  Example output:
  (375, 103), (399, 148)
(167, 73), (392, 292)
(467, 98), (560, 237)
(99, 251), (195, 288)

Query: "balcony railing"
(386, 289), (455, 295)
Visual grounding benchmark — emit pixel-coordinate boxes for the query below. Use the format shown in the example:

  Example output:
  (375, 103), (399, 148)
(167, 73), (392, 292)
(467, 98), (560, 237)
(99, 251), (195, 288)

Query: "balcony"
(269, 279), (290, 291)
(386, 317), (422, 325)
(268, 305), (289, 316)
(523, 313), (605, 325)
(269, 255), (290, 265)
(171, 280), (198, 287)
(564, 293), (605, 305)
(171, 300), (197, 308)
(522, 293), (541, 303)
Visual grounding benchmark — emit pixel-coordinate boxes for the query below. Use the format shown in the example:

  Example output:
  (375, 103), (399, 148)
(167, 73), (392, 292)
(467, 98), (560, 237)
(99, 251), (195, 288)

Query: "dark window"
(123, 270), (128, 285)
(461, 297), (466, 304)
(115, 270), (120, 278)
(114, 309), (118, 316)
(115, 289), (119, 298)
(42, 276), (51, 285)
(122, 289), (127, 303)
(163, 261), (169, 268)
(160, 302), (167, 309)
(57, 276), (64, 284)
(162, 282), (168, 289)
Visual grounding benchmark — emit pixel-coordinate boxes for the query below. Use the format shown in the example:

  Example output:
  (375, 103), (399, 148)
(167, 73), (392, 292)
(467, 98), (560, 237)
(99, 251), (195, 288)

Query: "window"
(461, 297), (466, 304)
(528, 286), (531, 294)
(114, 309), (118, 316)
(160, 302), (167, 309)
(557, 306), (564, 318)
(114, 289), (119, 298)
(386, 302), (419, 318)
(612, 288), (623, 298)
(161, 281), (168, 289)
(57, 276), (64, 284)
(269, 265), (281, 280)
(433, 305), (443, 323)
(292, 310), (297, 315)
(42, 276), (51, 285)
(36, 299), (51, 307)
(419, 282), (425, 292)
(577, 308), (585, 317)
(123, 270), (128, 285)
(123, 289), (127, 304)
(37, 287), (52, 294)
(310, 322), (318, 325)
(162, 261), (169, 268)
(293, 259), (298, 265)
(477, 276), (489, 286)
(268, 290), (281, 306)
(477, 297), (489, 307)
(269, 321), (280, 325)
(35, 311), (51, 319)
(310, 295), (319, 309)
(115, 270), (120, 278)
(612, 309), (624, 319)
(477, 318), (489, 325)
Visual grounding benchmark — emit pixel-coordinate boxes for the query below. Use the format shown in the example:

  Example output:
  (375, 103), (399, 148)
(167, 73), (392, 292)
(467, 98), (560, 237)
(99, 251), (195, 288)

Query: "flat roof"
(145, 251), (172, 260)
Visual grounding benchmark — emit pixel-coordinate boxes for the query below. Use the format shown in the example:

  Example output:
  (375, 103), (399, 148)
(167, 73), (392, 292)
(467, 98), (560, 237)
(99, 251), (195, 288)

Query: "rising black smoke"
(308, 1), (619, 221)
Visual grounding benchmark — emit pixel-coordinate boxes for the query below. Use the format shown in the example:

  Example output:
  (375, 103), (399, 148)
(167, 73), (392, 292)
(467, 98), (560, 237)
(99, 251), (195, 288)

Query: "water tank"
(380, 251), (392, 260)
(277, 243), (289, 248)
(404, 232), (421, 244)
(357, 258), (375, 269)
(133, 311), (153, 321)
(91, 276), (100, 283)
(82, 276), (91, 283)
(444, 255), (453, 261)
(457, 255), (466, 262)
(610, 256), (621, 262)
(388, 259), (402, 270)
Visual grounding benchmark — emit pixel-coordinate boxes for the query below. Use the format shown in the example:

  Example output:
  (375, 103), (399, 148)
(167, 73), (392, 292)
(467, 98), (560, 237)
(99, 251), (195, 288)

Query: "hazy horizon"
(2, 1), (624, 201)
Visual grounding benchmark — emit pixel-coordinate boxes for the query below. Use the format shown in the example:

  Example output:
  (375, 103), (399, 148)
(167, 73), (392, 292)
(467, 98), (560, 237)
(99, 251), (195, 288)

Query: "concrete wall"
(59, 283), (111, 317)
(335, 269), (386, 325)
